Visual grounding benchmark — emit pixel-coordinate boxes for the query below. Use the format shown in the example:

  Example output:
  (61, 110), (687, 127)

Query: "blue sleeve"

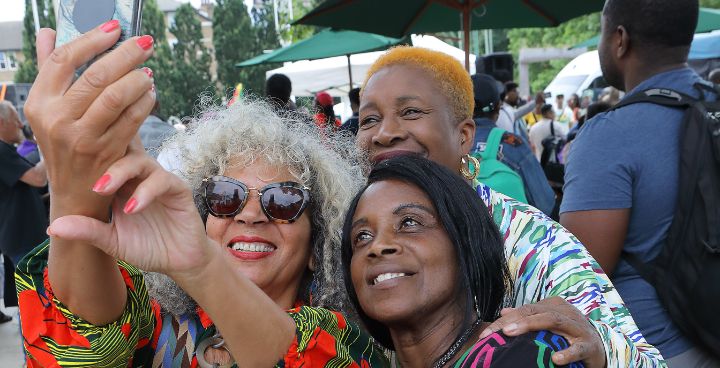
(561, 116), (634, 213)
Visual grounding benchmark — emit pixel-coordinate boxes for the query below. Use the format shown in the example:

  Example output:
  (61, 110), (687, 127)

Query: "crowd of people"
(1, 0), (719, 367)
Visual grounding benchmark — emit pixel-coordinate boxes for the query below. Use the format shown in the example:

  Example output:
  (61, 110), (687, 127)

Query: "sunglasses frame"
(201, 176), (311, 224)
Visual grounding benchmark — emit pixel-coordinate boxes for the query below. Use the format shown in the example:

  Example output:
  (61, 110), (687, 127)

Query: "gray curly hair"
(146, 98), (365, 315)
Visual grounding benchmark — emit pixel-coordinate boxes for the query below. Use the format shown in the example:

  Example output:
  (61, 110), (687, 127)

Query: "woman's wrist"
(169, 237), (224, 289)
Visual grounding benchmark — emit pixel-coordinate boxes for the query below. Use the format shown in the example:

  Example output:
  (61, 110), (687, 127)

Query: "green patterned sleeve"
(15, 240), (158, 367)
(281, 306), (389, 367)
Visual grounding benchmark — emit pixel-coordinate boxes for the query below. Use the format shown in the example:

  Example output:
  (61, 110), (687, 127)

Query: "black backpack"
(540, 120), (566, 187)
(611, 84), (720, 357)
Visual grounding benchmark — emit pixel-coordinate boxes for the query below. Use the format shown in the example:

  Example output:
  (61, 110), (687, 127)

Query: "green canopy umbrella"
(294, 0), (605, 70)
(236, 29), (406, 88)
(572, 7), (720, 49)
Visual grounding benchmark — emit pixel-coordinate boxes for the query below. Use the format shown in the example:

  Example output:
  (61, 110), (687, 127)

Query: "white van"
(544, 50), (608, 101)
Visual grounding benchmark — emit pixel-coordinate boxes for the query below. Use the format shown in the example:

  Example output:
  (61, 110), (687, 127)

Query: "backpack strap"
(611, 88), (696, 111)
(481, 128), (505, 162)
(549, 119), (555, 136)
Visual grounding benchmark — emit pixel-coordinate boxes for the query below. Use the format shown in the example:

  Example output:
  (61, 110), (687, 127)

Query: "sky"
(0, 0), (208, 22)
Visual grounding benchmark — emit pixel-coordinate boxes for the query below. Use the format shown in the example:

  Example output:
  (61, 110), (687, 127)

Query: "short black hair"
(266, 74), (292, 104)
(586, 101), (612, 120)
(340, 155), (511, 350)
(504, 82), (519, 94)
(541, 103), (554, 115)
(604, 0), (698, 50)
(348, 88), (360, 106)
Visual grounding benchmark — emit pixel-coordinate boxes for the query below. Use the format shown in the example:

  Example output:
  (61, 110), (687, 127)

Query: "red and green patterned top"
(15, 240), (388, 368)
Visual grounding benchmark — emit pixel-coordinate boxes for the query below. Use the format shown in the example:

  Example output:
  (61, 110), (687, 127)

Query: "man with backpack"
(470, 73), (555, 216)
(561, 0), (720, 366)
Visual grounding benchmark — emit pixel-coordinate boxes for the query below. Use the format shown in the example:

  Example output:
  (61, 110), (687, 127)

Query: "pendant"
(195, 336), (235, 368)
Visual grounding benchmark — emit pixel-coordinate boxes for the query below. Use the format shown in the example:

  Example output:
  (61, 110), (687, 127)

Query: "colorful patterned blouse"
(454, 330), (583, 367)
(474, 182), (665, 367)
(15, 241), (388, 368)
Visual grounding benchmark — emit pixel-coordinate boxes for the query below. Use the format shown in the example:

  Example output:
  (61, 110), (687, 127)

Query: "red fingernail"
(100, 20), (119, 33)
(142, 67), (153, 78)
(123, 198), (138, 214)
(136, 35), (154, 50)
(92, 174), (111, 192)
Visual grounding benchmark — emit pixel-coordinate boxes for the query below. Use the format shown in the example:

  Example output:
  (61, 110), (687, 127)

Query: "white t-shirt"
(529, 118), (569, 161)
(496, 104), (516, 133)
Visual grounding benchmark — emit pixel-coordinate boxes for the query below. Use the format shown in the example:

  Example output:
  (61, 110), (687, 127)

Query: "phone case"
(56, 0), (143, 49)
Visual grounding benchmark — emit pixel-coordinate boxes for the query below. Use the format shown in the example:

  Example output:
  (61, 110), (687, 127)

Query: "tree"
(15, 0), (55, 83)
(213, 0), (255, 98)
(507, 13), (601, 94)
(142, 0), (174, 118)
(701, 0), (720, 8)
(164, 4), (214, 118)
(245, 0), (282, 95)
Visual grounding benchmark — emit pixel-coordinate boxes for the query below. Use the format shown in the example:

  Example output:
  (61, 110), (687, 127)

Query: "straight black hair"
(341, 155), (512, 349)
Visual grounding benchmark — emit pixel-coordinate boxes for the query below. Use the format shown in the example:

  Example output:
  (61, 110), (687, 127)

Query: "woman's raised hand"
(47, 139), (214, 278)
(26, 24), (155, 221)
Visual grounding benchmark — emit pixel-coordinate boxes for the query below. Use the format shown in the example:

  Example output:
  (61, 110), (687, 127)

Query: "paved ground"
(0, 307), (24, 367)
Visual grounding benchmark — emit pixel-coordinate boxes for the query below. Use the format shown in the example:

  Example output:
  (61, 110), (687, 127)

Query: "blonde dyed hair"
(159, 98), (364, 311)
(362, 46), (475, 122)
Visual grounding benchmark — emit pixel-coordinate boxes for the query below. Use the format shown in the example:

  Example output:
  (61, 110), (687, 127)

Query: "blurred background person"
(313, 91), (341, 130)
(139, 100), (176, 159)
(265, 73), (295, 115)
(339, 87), (360, 135)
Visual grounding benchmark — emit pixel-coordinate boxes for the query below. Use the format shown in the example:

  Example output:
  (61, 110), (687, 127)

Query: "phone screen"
(56, 0), (143, 51)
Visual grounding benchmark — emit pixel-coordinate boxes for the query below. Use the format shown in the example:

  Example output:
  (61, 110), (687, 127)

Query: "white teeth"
(230, 242), (275, 252)
(373, 273), (408, 285)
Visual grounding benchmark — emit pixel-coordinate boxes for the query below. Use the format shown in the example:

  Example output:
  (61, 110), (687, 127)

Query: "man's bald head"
(0, 101), (22, 144)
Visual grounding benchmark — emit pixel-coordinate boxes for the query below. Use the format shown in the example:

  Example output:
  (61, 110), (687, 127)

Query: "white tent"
(266, 35), (477, 98)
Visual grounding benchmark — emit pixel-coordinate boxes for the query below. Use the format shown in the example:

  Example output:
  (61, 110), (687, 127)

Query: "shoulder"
(501, 132), (524, 147)
(455, 330), (583, 368)
(284, 306), (387, 367)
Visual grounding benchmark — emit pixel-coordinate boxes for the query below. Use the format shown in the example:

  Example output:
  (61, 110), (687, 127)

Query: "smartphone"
(56, 0), (144, 69)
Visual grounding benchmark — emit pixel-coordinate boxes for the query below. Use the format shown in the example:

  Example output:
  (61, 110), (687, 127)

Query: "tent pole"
(347, 54), (354, 90)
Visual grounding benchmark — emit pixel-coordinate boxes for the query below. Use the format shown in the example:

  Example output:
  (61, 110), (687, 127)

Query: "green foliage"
(213, 0), (281, 98)
(279, 0), (320, 44)
(701, 0), (720, 8)
(163, 4), (214, 118)
(142, 0), (174, 118)
(15, 0), (56, 83)
(245, 1), (282, 95)
(507, 13), (601, 94)
(213, 0), (255, 97)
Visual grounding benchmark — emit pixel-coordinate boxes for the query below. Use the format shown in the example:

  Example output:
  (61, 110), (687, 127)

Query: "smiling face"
(349, 179), (462, 326)
(205, 160), (313, 308)
(356, 65), (475, 171)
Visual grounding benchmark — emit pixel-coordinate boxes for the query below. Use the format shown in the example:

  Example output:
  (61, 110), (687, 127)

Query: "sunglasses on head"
(201, 176), (311, 223)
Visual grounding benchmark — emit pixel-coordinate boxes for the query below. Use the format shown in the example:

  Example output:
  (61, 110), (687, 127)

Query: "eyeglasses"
(201, 176), (311, 223)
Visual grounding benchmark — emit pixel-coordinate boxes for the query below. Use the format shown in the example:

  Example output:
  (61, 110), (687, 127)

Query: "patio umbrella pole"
(347, 54), (354, 90)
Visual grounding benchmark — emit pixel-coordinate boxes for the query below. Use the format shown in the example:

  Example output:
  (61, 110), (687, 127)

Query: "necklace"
(431, 318), (482, 368)
(196, 330), (235, 368)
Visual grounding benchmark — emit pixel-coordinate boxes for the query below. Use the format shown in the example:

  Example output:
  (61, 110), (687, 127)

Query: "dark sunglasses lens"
(262, 186), (306, 220)
(206, 181), (245, 216)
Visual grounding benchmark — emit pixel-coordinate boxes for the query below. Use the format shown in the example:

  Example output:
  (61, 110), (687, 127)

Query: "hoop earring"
(460, 154), (480, 181)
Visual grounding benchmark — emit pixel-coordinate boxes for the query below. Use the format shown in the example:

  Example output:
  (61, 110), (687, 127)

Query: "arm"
(561, 209), (630, 276)
(474, 186), (664, 367)
(18, 160), (47, 187)
(26, 26), (154, 325)
(48, 154), (299, 367)
(514, 101), (536, 120)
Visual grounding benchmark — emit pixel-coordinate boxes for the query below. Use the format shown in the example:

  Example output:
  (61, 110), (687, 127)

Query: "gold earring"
(460, 154), (480, 181)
